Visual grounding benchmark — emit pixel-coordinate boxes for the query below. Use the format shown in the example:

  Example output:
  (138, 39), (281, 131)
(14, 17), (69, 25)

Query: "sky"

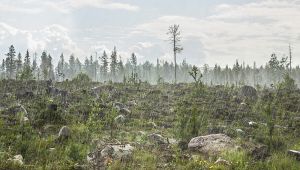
(0, 0), (300, 67)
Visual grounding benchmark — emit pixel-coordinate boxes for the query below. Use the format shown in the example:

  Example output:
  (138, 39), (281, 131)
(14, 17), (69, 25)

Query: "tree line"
(1, 44), (299, 86)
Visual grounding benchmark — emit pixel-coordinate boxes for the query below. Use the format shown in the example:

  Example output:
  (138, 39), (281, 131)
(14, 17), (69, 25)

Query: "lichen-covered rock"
(188, 134), (236, 155)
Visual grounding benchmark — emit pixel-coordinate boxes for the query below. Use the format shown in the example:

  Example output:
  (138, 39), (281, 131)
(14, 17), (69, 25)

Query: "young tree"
(100, 51), (109, 81)
(24, 50), (30, 67)
(57, 53), (65, 80)
(16, 52), (23, 74)
(6, 45), (16, 79)
(32, 53), (37, 78)
(118, 56), (124, 81)
(110, 47), (118, 81)
(69, 54), (75, 78)
(131, 53), (137, 74)
(40, 51), (49, 80)
(1, 59), (5, 78)
(289, 44), (292, 74)
(167, 24), (183, 84)
(48, 54), (55, 80)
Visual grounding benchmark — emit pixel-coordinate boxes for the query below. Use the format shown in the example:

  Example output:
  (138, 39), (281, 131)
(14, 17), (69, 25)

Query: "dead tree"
(167, 24), (183, 84)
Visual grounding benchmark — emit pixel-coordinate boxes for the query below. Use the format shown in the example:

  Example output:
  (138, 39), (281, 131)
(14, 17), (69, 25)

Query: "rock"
(104, 144), (134, 160)
(288, 150), (300, 160)
(240, 85), (257, 98)
(215, 157), (231, 166)
(58, 126), (71, 139)
(88, 144), (134, 168)
(9, 154), (23, 165)
(114, 115), (125, 123)
(148, 133), (167, 144)
(188, 134), (236, 156)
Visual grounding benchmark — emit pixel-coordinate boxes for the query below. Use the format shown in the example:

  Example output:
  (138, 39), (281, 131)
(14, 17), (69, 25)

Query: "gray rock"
(88, 144), (134, 168)
(188, 134), (236, 156)
(148, 133), (167, 144)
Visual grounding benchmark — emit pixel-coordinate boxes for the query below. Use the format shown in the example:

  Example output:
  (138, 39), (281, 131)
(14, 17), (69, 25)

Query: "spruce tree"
(110, 47), (118, 81)
(6, 45), (16, 79)
(101, 51), (109, 81)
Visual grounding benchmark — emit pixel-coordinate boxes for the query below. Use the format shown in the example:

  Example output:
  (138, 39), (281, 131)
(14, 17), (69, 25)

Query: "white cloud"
(0, 23), (83, 64)
(132, 0), (300, 66)
(0, 2), (42, 14)
(45, 0), (139, 13)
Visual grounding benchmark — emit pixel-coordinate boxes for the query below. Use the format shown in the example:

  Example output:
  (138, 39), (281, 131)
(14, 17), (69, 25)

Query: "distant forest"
(0, 45), (299, 86)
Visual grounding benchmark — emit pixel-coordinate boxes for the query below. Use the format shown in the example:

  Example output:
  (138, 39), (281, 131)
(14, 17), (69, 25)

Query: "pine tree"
(32, 53), (37, 78)
(24, 50), (30, 67)
(6, 45), (16, 79)
(48, 54), (55, 80)
(110, 47), (118, 81)
(69, 54), (75, 78)
(131, 53), (137, 74)
(75, 58), (82, 74)
(101, 51), (109, 81)
(16, 52), (23, 78)
(40, 51), (48, 80)
(1, 59), (5, 78)
(118, 56), (124, 81)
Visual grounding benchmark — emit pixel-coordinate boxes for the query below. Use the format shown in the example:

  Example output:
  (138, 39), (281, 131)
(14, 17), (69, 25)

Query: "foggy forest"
(1, 0), (300, 170)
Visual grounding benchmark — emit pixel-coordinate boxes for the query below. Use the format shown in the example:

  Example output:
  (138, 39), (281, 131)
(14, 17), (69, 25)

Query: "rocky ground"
(1, 77), (300, 169)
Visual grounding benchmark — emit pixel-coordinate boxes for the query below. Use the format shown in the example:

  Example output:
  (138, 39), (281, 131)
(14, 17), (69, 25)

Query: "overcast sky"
(0, 0), (299, 67)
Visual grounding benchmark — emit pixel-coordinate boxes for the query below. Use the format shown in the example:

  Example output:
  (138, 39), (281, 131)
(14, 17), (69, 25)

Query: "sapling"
(189, 65), (203, 95)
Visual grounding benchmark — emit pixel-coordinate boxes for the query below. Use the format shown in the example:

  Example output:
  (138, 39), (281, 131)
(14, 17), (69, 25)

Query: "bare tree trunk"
(174, 34), (177, 84)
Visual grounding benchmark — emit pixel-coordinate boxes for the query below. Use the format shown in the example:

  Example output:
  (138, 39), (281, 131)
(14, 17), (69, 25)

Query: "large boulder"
(188, 134), (236, 155)
(240, 86), (257, 98)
